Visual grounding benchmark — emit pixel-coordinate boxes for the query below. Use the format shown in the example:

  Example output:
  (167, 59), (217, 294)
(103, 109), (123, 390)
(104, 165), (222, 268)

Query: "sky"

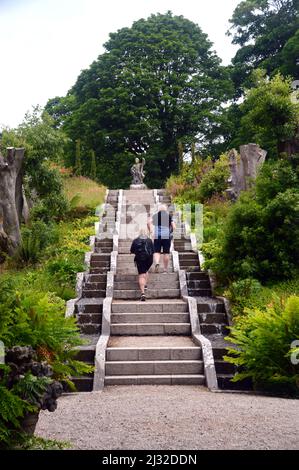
(0, 0), (240, 129)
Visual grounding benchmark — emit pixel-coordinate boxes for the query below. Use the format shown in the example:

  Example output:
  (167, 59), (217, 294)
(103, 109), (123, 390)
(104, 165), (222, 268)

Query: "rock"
(227, 143), (267, 199)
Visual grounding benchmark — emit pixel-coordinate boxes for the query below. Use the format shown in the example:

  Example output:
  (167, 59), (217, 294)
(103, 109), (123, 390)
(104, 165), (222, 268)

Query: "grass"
(63, 176), (106, 209)
(226, 277), (299, 318)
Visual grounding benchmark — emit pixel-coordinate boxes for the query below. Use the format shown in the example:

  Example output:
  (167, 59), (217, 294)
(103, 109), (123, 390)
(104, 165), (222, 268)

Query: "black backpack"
(134, 237), (153, 261)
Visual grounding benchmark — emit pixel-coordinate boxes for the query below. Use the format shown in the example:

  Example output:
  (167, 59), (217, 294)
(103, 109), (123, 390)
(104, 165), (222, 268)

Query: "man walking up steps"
(148, 204), (176, 274)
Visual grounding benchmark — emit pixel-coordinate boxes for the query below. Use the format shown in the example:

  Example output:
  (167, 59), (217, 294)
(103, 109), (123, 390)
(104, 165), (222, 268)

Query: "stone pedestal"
(130, 184), (147, 190)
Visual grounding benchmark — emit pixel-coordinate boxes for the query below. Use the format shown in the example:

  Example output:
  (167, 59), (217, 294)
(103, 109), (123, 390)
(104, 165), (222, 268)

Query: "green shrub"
(14, 221), (58, 266)
(224, 278), (262, 316)
(225, 295), (299, 394)
(0, 379), (34, 446)
(45, 257), (84, 290)
(205, 159), (299, 283)
(198, 154), (230, 201)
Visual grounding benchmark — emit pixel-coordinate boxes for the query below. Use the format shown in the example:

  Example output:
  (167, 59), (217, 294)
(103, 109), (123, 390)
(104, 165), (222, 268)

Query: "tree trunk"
(0, 147), (25, 256)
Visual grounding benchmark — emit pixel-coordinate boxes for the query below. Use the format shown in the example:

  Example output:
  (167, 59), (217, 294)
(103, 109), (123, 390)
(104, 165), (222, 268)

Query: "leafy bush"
(225, 295), (299, 394)
(198, 154), (230, 201)
(2, 108), (70, 222)
(166, 157), (213, 200)
(224, 278), (262, 316)
(234, 72), (299, 159)
(0, 381), (33, 446)
(205, 159), (299, 283)
(13, 221), (58, 266)
(45, 257), (84, 290)
(166, 155), (230, 205)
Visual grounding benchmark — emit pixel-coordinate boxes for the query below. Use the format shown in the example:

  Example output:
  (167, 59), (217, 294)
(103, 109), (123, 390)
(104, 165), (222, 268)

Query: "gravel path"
(35, 386), (299, 450)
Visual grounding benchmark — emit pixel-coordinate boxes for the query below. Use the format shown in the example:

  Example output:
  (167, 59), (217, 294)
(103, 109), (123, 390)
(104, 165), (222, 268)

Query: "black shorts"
(154, 238), (171, 254)
(135, 255), (153, 274)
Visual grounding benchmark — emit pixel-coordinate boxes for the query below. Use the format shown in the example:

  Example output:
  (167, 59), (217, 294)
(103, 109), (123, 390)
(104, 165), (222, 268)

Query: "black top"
(130, 236), (154, 255)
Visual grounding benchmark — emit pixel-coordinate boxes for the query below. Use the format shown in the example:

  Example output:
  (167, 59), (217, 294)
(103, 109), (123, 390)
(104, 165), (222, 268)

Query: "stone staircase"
(69, 186), (248, 392)
(104, 189), (205, 386)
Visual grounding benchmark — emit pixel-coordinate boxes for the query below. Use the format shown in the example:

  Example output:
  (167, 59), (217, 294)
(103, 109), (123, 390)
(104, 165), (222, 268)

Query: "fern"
(12, 373), (52, 405)
(0, 385), (33, 446)
(225, 295), (299, 393)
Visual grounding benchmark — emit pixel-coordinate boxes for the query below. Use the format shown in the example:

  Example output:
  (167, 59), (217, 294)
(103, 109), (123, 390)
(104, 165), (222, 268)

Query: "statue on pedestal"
(130, 157), (147, 189)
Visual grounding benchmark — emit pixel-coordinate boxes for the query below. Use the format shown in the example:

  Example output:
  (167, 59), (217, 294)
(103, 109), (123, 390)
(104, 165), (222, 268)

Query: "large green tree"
(232, 71), (299, 157)
(52, 12), (232, 187)
(228, 0), (299, 94)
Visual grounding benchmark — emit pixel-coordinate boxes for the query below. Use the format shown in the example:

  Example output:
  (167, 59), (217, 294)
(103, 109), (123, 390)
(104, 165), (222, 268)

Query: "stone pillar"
(0, 147), (25, 256)
(240, 143), (267, 191)
(227, 144), (267, 199)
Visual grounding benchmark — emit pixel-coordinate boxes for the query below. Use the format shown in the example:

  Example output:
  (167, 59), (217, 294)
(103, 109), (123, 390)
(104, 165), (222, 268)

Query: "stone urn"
(20, 411), (40, 435)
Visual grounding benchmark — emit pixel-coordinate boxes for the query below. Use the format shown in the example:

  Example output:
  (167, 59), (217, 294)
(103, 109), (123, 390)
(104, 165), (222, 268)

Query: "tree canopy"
(230, 71), (299, 157)
(48, 12), (233, 188)
(228, 0), (299, 93)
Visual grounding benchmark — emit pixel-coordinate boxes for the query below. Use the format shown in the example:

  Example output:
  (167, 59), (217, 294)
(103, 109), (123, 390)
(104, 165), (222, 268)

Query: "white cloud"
(0, 0), (240, 128)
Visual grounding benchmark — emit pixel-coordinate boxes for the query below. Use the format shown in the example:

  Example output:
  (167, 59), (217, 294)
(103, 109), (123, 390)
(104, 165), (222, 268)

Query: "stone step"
(198, 312), (226, 323)
(121, 203), (152, 208)
(110, 323), (191, 335)
(79, 323), (101, 334)
(211, 347), (227, 360)
(84, 282), (107, 290)
(91, 253), (111, 260)
(197, 301), (225, 313)
(186, 272), (208, 280)
(106, 346), (202, 361)
(174, 246), (192, 252)
(118, 254), (173, 262)
(111, 312), (189, 323)
(200, 323), (228, 335)
(114, 273), (178, 282)
(82, 289), (106, 298)
(187, 280), (211, 289)
(182, 266), (201, 272)
(105, 374), (205, 385)
(116, 270), (175, 275)
(71, 377), (94, 392)
(74, 345), (96, 362)
(78, 312), (102, 324)
(188, 289), (212, 297)
(76, 298), (103, 313)
(95, 242), (113, 248)
(215, 360), (235, 374)
(113, 289), (181, 299)
(179, 253), (199, 259)
(105, 360), (203, 376)
(90, 261), (110, 268)
(217, 374), (252, 391)
(174, 239), (191, 245)
(86, 274), (107, 283)
(112, 300), (188, 313)
(113, 281), (180, 290)
(90, 267), (110, 274)
(94, 247), (113, 254)
(180, 260), (199, 267)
